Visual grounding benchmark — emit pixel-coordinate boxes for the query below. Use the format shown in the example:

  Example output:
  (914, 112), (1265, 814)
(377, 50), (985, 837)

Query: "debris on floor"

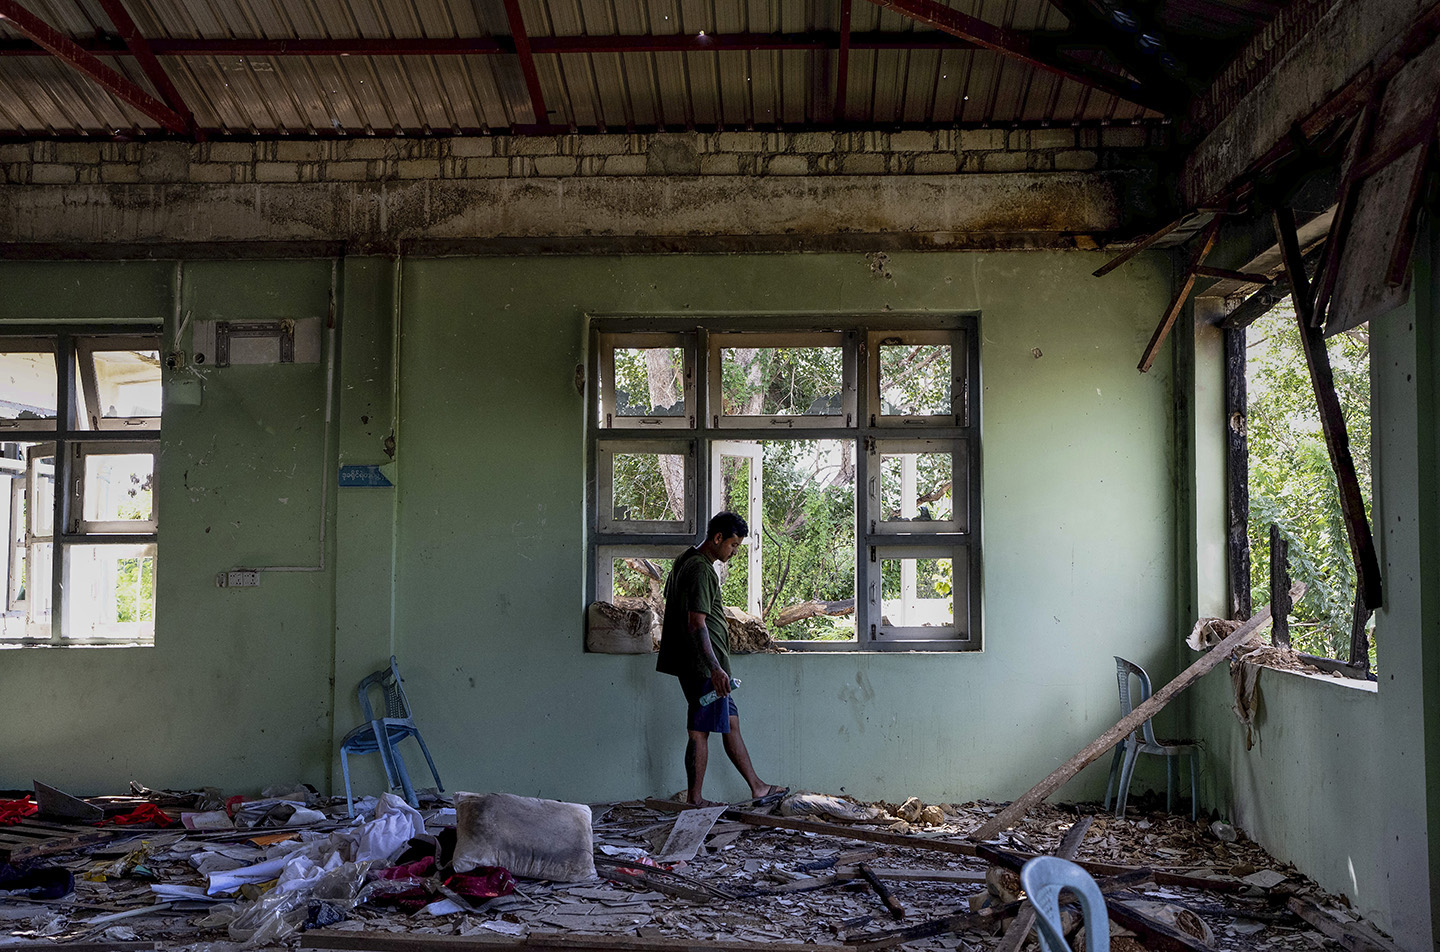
(0, 781), (1407, 952)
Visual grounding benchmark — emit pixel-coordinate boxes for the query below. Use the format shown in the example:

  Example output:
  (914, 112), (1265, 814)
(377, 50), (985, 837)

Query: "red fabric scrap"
(367, 860), (515, 913)
(446, 866), (516, 901)
(0, 798), (37, 826)
(375, 856), (435, 881)
(96, 804), (174, 827)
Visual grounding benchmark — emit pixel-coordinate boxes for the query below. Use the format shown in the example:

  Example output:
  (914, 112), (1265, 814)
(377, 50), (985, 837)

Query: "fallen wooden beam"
(1287, 897), (1407, 952)
(971, 589), (1299, 841)
(836, 866), (986, 884)
(858, 863), (906, 919)
(1138, 209), (1226, 373)
(993, 817), (1092, 952)
(305, 934), (849, 952)
(645, 799), (977, 858)
(1107, 899), (1214, 952)
(975, 844), (1250, 893)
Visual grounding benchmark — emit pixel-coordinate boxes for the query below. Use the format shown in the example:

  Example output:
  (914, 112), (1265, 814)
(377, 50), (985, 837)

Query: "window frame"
(0, 327), (162, 646)
(867, 328), (969, 428)
(707, 331), (857, 429)
(596, 439), (696, 535)
(597, 332), (696, 430)
(588, 314), (981, 653)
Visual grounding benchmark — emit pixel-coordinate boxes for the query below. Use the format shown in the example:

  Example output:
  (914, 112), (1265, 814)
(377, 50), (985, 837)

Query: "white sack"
(452, 791), (595, 882)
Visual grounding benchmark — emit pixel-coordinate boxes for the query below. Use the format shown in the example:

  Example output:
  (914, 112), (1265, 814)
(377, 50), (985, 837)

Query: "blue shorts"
(679, 674), (738, 734)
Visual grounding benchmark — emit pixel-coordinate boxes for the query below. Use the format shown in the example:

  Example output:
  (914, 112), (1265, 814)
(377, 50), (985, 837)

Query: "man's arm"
(688, 610), (731, 697)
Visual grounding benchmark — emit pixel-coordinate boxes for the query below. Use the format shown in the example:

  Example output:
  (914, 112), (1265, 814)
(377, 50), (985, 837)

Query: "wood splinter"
(857, 863), (905, 920)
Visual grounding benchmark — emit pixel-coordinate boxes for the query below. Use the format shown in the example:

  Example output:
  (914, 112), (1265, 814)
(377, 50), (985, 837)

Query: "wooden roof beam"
(0, 0), (189, 135)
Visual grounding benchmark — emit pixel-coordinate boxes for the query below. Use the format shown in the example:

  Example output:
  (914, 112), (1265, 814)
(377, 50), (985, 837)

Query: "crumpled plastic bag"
(227, 860), (369, 947)
(777, 792), (885, 822)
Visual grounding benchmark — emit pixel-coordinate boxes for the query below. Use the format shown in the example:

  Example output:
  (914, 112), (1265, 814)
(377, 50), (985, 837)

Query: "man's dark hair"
(707, 511), (749, 541)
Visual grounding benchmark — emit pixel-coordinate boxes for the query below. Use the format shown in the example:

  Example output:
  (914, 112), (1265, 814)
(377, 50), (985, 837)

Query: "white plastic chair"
(1021, 856), (1110, 952)
(1104, 656), (1199, 820)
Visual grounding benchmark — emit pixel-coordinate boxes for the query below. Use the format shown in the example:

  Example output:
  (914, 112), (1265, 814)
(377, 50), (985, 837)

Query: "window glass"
(611, 452), (686, 523)
(28, 448), (55, 540)
(606, 346), (685, 420)
(720, 346), (844, 416)
(878, 340), (951, 416)
(0, 350), (57, 423)
(880, 555), (954, 628)
(90, 350), (162, 420)
(82, 452), (155, 524)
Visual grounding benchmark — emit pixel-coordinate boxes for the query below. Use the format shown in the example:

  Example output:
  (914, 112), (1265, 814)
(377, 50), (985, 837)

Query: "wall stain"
(838, 671), (876, 734)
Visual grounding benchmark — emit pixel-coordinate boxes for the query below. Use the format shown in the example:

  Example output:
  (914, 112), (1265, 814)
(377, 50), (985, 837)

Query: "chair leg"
(413, 735), (444, 792)
(1166, 756), (1176, 814)
(372, 721), (402, 791)
(389, 741), (418, 807)
(1116, 746), (1141, 819)
(1103, 745), (1124, 811)
(1189, 750), (1199, 822)
(341, 749), (355, 818)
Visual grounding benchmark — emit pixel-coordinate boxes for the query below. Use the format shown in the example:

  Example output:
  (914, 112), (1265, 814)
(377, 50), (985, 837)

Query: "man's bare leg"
(721, 715), (783, 799)
(685, 729), (724, 807)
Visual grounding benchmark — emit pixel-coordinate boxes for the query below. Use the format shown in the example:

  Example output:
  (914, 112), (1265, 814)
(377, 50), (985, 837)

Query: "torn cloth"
(97, 803), (175, 827)
(0, 797), (37, 826)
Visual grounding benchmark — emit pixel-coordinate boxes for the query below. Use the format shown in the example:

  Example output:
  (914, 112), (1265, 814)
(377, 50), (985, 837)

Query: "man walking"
(657, 512), (786, 807)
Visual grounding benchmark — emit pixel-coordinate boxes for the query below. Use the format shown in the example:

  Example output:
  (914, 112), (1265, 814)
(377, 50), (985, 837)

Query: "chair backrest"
(1021, 856), (1110, 952)
(356, 655), (415, 723)
(1113, 656), (1161, 748)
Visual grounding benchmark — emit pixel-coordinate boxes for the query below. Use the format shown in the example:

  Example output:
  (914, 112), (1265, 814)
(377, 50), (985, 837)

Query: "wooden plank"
(1311, 105), (1376, 328)
(857, 863), (906, 919)
(1092, 213), (1191, 278)
(835, 866), (986, 884)
(0, 944), (155, 952)
(1224, 327), (1251, 620)
(304, 932), (849, 952)
(1137, 211), (1226, 373)
(1195, 266), (1270, 284)
(993, 816), (1092, 952)
(644, 799), (977, 857)
(974, 844), (1245, 892)
(1269, 523), (1291, 646)
(1287, 897), (1407, 952)
(971, 591), (1296, 842)
(1274, 207), (1383, 610)
(0, 821), (116, 862)
(1107, 898), (1213, 952)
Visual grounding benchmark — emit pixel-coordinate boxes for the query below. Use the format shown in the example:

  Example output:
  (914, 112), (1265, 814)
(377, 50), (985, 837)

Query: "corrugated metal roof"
(0, 0), (1287, 138)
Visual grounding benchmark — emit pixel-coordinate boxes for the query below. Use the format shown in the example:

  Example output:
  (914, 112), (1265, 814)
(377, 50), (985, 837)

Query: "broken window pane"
(63, 543), (155, 640)
(612, 452), (685, 523)
(0, 349), (57, 424)
(81, 452), (156, 525)
(880, 450), (953, 524)
(606, 346), (685, 420)
(720, 346), (844, 417)
(880, 556), (954, 628)
(878, 341), (951, 417)
(87, 349), (162, 421)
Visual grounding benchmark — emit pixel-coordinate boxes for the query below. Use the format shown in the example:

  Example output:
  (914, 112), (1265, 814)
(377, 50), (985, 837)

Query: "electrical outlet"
(216, 569), (260, 588)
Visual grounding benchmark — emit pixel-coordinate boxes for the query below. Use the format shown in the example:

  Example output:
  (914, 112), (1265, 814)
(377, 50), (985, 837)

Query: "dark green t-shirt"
(657, 546), (732, 679)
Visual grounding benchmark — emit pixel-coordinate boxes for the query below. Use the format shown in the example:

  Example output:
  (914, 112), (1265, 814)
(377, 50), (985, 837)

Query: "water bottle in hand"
(698, 677), (740, 707)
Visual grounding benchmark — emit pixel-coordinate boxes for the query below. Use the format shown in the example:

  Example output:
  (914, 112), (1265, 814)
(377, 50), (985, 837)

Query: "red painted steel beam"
(864, 0), (1166, 112)
(835, 0), (853, 123)
(95, 0), (199, 139)
(0, 31), (998, 57)
(503, 0), (550, 127)
(0, 0), (188, 133)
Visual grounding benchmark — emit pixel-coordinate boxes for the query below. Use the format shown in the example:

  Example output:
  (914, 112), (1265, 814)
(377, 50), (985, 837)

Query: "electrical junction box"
(217, 570), (260, 588)
(192, 318), (322, 368)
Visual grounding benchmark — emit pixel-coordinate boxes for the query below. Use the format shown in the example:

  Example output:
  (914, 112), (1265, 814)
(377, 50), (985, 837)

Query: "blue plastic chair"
(1104, 656), (1199, 820)
(339, 656), (443, 816)
(1021, 856), (1110, 952)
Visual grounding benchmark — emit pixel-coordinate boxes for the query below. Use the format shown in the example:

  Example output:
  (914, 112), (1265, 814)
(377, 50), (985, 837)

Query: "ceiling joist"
(94, 0), (197, 139)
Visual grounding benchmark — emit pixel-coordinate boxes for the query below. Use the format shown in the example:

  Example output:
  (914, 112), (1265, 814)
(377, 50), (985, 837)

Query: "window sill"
(0, 640), (154, 650)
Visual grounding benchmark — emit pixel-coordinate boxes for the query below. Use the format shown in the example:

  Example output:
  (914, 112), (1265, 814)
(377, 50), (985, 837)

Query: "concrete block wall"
(0, 126), (1167, 186)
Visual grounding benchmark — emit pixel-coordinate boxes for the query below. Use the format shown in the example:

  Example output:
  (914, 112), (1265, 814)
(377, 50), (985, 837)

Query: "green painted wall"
(0, 251), (1179, 812)
(1188, 212), (1440, 948)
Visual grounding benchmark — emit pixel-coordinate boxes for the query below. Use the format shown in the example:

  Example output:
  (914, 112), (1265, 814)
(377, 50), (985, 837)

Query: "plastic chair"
(1021, 856), (1110, 952)
(1104, 656), (1199, 820)
(339, 656), (443, 816)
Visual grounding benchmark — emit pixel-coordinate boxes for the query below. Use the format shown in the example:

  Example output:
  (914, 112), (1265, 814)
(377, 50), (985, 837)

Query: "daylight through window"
(591, 319), (978, 651)
(0, 331), (160, 645)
